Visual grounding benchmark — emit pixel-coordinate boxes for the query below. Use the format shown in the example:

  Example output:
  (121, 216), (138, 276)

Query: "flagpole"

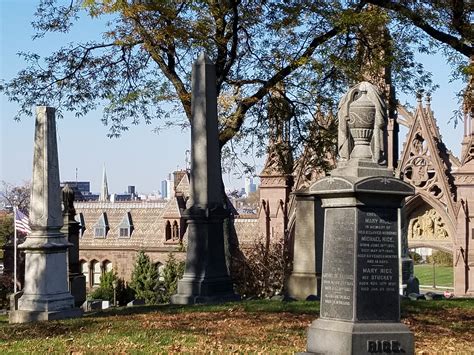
(13, 206), (17, 294)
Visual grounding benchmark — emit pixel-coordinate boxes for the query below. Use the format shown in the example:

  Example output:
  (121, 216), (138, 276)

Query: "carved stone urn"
(348, 90), (376, 159)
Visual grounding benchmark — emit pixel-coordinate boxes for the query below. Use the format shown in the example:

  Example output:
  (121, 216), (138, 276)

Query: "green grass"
(414, 264), (453, 287)
(0, 299), (472, 353)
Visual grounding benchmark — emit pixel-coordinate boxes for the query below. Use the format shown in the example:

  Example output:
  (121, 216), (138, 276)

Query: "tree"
(129, 250), (160, 304)
(0, 213), (13, 259)
(0, 181), (31, 214)
(159, 253), (185, 303)
(365, 0), (472, 58)
(0, 1), (451, 172)
(88, 269), (134, 305)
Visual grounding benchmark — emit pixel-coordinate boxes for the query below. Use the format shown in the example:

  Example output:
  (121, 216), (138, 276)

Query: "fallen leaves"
(0, 300), (472, 353)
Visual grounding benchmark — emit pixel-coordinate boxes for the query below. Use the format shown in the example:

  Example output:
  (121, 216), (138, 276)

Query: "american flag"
(15, 208), (31, 234)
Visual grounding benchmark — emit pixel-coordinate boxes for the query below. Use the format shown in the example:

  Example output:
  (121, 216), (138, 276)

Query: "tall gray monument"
(171, 53), (239, 304)
(62, 185), (86, 307)
(303, 82), (415, 354)
(9, 107), (82, 323)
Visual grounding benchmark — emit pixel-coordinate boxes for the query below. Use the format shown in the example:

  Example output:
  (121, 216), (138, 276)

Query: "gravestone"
(286, 193), (324, 300)
(303, 82), (415, 354)
(170, 53), (239, 304)
(9, 107), (82, 323)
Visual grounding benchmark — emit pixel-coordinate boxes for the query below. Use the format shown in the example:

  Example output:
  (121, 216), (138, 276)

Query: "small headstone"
(270, 295), (285, 301)
(425, 292), (443, 301)
(405, 276), (420, 295)
(408, 293), (426, 301)
(101, 300), (110, 309)
(305, 295), (320, 302)
(127, 299), (146, 307)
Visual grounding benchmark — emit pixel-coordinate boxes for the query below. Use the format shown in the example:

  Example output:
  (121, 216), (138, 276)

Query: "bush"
(158, 253), (185, 303)
(427, 250), (453, 266)
(0, 274), (12, 309)
(88, 270), (133, 306)
(129, 251), (160, 304)
(409, 251), (423, 264)
(231, 237), (291, 299)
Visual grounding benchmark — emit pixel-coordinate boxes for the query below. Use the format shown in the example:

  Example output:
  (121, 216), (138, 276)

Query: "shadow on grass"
(0, 317), (100, 342)
(85, 299), (320, 320)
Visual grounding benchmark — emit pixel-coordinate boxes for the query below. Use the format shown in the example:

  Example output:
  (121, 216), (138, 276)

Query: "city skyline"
(0, 1), (467, 195)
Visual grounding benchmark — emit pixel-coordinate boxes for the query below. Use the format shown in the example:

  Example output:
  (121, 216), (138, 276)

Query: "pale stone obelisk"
(9, 107), (82, 323)
(171, 53), (239, 304)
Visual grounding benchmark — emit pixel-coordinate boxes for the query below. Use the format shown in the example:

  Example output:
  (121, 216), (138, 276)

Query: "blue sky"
(0, 1), (466, 194)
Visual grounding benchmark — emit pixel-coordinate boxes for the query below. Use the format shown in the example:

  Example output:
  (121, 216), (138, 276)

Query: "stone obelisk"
(9, 107), (82, 323)
(171, 53), (239, 304)
(302, 82), (414, 354)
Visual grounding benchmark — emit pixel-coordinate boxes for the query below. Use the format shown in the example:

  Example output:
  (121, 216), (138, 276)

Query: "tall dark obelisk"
(171, 53), (239, 304)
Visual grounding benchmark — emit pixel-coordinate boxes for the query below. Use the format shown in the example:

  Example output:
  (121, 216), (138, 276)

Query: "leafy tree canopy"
(0, 181), (31, 214)
(0, 1), (471, 173)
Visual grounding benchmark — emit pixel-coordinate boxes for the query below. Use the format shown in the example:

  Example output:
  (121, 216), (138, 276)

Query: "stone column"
(171, 53), (239, 304)
(9, 107), (82, 323)
(62, 184), (86, 307)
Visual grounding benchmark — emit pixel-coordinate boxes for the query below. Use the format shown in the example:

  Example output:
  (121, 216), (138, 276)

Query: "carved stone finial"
(62, 184), (76, 216)
(416, 91), (423, 103)
(425, 93), (431, 107)
(337, 81), (387, 164)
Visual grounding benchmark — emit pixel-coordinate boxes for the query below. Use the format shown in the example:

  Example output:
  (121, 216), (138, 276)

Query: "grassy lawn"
(0, 299), (472, 353)
(414, 264), (453, 287)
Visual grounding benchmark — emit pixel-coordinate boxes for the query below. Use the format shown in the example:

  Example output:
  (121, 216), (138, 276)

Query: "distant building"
(244, 177), (257, 195)
(160, 180), (168, 199)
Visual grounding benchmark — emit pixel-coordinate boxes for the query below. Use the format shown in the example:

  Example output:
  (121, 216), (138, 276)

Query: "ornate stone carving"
(337, 81), (387, 163)
(408, 208), (449, 240)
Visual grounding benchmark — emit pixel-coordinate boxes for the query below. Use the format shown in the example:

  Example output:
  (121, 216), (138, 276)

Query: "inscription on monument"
(321, 208), (355, 320)
(356, 207), (399, 321)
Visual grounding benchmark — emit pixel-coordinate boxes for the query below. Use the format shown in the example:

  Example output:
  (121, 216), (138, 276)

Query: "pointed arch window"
(172, 220), (179, 241)
(118, 212), (133, 238)
(165, 221), (172, 241)
(94, 212), (109, 238)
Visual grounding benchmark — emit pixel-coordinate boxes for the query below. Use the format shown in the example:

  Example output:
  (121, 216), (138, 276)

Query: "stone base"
(332, 159), (392, 178)
(171, 275), (240, 305)
(305, 319), (414, 355)
(286, 273), (320, 300)
(9, 308), (83, 324)
(17, 291), (76, 311)
(69, 274), (87, 307)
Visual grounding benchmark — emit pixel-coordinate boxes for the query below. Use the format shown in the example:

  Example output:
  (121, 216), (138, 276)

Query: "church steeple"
(99, 164), (109, 202)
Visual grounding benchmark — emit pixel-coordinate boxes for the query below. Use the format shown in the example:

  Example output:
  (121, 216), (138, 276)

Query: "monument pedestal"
(171, 207), (239, 305)
(304, 175), (414, 355)
(9, 233), (82, 323)
(306, 319), (413, 355)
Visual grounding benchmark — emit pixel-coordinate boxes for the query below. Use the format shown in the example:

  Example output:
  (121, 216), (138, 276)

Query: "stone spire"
(10, 106), (81, 323)
(99, 164), (109, 202)
(460, 57), (474, 165)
